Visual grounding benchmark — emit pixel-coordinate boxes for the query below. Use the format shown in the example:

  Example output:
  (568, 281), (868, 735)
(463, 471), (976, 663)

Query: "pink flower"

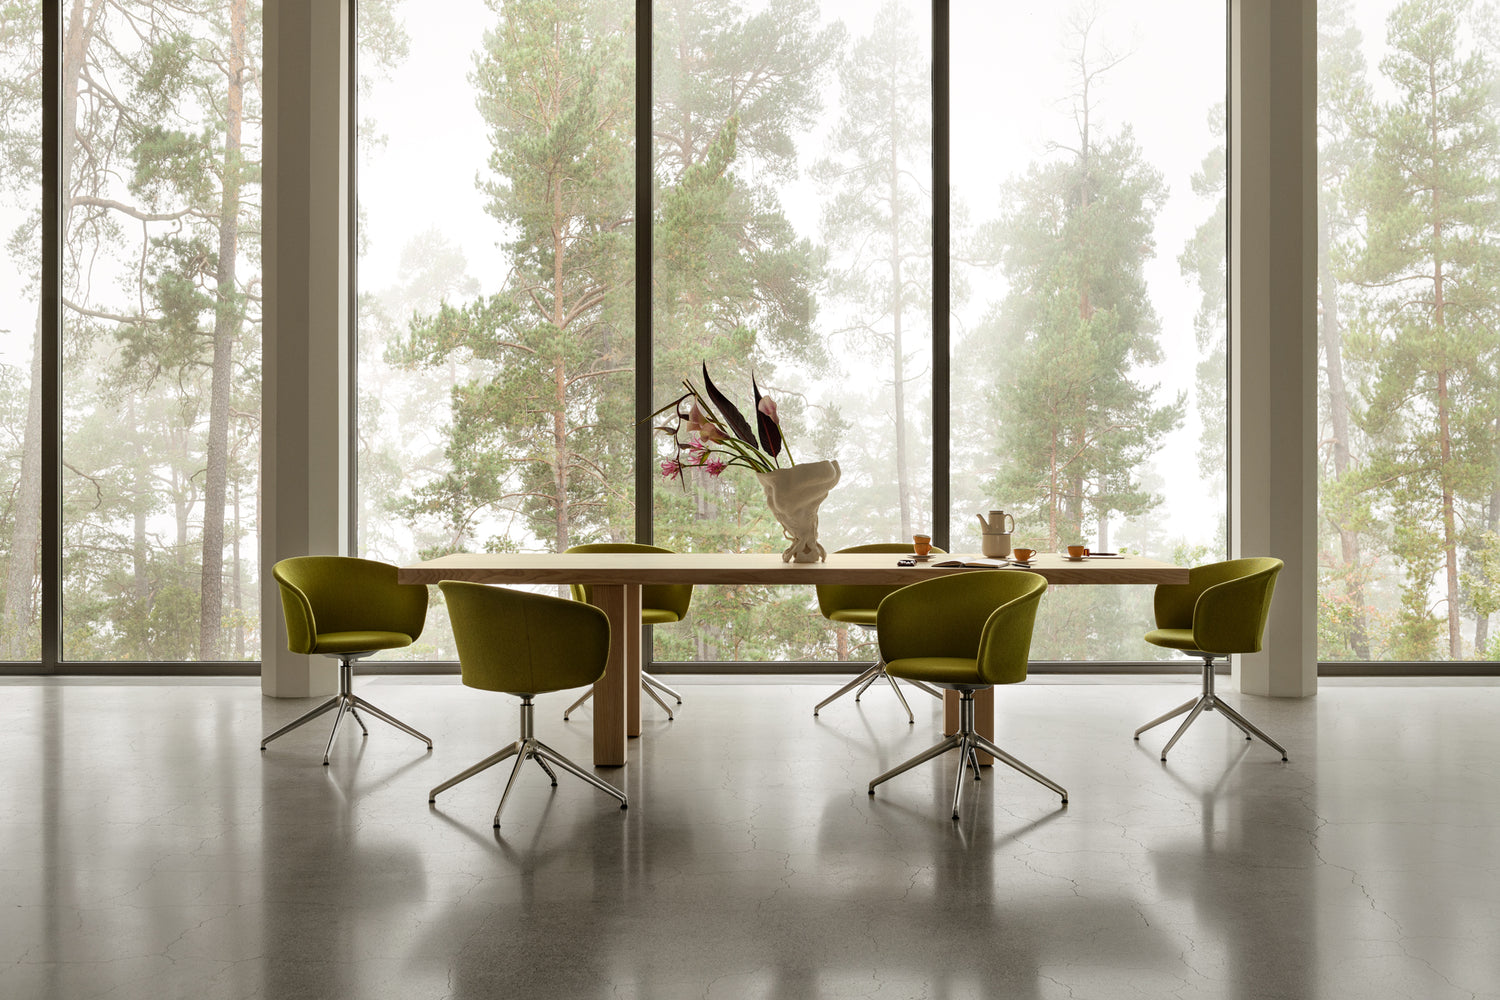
(700, 423), (727, 443)
(706, 459), (726, 476)
(757, 395), (779, 423)
(661, 459), (680, 478)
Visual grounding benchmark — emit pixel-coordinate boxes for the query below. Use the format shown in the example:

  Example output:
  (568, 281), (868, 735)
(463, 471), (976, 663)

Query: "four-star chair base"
(430, 696), (627, 828)
(813, 624), (942, 724)
(869, 688), (1068, 819)
(564, 671), (682, 721)
(260, 654), (434, 765)
(1134, 654), (1288, 761)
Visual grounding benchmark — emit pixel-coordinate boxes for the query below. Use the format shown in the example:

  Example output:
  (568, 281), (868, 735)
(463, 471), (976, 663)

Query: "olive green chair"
(813, 543), (945, 723)
(430, 581), (627, 828)
(261, 556), (433, 765)
(1135, 557), (1288, 761)
(563, 543), (693, 721)
(868, 571), (1066, 819)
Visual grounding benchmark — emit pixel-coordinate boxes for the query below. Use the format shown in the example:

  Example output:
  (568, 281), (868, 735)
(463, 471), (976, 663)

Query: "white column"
(260, 0), (349, 697)
(1230, 0), (1318, 697)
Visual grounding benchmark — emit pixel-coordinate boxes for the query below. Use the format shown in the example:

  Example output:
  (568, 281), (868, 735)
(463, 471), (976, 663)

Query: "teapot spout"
(976, 513), (991, 532)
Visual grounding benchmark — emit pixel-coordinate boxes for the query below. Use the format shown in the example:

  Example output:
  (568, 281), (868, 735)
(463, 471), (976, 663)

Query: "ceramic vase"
(756, 460), (841, 563)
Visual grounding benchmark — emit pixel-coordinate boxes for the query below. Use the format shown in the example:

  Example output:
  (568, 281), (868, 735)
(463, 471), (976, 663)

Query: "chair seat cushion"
(826, 608), (878, 627)
(642, 608), (683, 625)
(311, 630), (416, 655)
(886, 656), (984, 686)
(1144, 628), (1201, 653)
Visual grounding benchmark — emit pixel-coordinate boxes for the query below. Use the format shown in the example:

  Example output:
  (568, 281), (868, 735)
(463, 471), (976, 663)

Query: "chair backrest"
(272, 556), (427, 654)
(815, 542), (947, 620)
(564, 543), (693, 622)
(877, 571), (1047, 686)
(1153, 557), (1283, 655)
(439, 581), (610, 695)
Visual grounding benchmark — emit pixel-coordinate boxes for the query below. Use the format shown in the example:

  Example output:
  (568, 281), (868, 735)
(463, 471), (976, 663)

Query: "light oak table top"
(397, 550), (1188, 588)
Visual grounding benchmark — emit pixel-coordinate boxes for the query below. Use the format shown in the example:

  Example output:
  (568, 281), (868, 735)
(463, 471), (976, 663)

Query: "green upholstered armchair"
(562, 542), (694, 720)
(867, 570), (1067, 819)
(812, 543), (946, 723)
(429, 581), (627, 828)
(261, 556), (432, 765)
(1134, 557), (1288, 761)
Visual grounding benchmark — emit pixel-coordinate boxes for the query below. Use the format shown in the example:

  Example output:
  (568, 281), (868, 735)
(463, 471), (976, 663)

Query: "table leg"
(625, 585), (642, 738)
(944, 688), (995, 766)
(588, 584), (634, 767)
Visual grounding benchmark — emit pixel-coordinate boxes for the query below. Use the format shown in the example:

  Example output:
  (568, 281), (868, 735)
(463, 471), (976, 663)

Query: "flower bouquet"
(653, 364), (840, 563)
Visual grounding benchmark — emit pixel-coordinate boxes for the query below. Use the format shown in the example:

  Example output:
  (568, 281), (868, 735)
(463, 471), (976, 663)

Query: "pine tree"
(393, 0), (636, 555)
(1315, 0), (1376, 659)
(1342, 0), (1500, 658)
(987, 15), (1183, 552)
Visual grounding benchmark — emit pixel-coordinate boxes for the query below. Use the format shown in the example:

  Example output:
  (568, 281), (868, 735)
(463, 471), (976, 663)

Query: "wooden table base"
(586, 583), (641, 766)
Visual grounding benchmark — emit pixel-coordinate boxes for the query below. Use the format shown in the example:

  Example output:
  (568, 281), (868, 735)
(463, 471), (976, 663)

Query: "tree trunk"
(1318, 197), (1369, 656)
(199, 0), (248, 660)
(888, 110), (911, 540)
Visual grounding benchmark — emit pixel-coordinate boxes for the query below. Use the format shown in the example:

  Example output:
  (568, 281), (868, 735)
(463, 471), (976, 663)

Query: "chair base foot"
(867, 692), (1066, 818)
(1134, 692), (1287, 761)
(564, 672), (680, 721)
(814, 658), (940, 723)
(261, 696), (433, 764)
(432, 699), (627, 828)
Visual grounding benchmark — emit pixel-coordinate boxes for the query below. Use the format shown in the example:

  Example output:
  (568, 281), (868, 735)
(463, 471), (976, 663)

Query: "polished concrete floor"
(0, 674), (1496, 1000)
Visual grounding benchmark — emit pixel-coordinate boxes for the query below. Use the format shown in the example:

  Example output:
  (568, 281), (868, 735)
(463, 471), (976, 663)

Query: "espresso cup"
(1012, 547), (1036, 563)
(1065, 544), (1088, 559)
(913, 534), (932, 557)
(980, 531), (1011, 559)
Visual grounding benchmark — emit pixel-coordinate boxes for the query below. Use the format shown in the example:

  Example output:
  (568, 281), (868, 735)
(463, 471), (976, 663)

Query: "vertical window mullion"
(42, 0), (61, 671)
(932, 0), (950, 552)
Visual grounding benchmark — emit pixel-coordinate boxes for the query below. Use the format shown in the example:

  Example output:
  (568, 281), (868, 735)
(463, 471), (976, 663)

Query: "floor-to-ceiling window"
(355, 0), (1226, 669)
(356, 0), (637, 660)
(949, 0), (1228, 662)
(0, 4), (43, 663)
(650, 0), (933, 664)
(1, 1), (262, 668)
(1316, 0), (1500, 667)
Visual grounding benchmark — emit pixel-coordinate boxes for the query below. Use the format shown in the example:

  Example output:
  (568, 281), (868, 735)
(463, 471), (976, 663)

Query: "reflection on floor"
(0, 675), (1495, 1000)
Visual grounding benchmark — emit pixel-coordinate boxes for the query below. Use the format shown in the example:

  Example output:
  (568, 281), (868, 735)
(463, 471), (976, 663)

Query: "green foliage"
(1338, 0), (1500, 658)
(986, 121), (1183, 547)
(392, 0), (636, 553)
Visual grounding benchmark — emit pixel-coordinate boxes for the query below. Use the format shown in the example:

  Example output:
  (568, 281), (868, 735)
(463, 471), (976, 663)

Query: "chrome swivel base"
(868, 688), (1068, 819)
(260, 655), (433, 765)
(814, 626), (942, 724)
(563, 671), (681, 721)
(1134, 655), (1288, 761)
(432, 696), (627, 828)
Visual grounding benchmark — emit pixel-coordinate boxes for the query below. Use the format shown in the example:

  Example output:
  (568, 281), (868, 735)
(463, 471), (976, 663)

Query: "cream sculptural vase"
(756, 460), (841, 563)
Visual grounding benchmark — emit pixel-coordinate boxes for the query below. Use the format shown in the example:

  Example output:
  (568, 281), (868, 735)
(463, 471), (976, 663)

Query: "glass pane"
(0, 4), (42, 661)
(650, 0), (932, 664)
(357, 0), (637, 660)
(1317, 0), (1500, 662)
(950, 0), (1227, 660)
(60, 1), (262, 661)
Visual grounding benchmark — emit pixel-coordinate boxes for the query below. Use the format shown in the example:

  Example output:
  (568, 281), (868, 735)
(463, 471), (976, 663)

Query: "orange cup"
(1066, 545), (1088, 559)
(1012, 547), (1036, 562)
(913, 534), (932, 556)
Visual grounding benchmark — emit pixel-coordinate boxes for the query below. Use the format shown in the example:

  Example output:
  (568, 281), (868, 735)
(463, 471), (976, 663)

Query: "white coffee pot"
(976, 509), (1015, 534)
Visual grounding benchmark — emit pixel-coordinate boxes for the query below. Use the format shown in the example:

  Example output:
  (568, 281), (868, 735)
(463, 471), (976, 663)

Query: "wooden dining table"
(398, 550), (1190, 766)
